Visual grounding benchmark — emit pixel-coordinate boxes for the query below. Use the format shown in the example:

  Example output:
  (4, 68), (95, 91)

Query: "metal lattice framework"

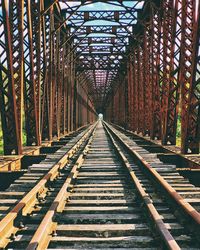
(0, 0), (199, 155)
(104, 0), (200, 154)
(0, 0), (96, 154)
(59, 0), (144, 112)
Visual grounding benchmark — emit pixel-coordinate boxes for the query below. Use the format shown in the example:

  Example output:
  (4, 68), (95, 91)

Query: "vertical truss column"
(69, 45), (74, 132)
(161, 0), (181, 145)
(23, 0), (40, 146)
(0, 0), (22, 154)
(86, 97), (89, 124)
(52, 16), (59, 138)
(41, 3), (52, 141)
(120, 78), (126, 127)
(64, 39), (69, 133)
(48, 5), (54, 140)
(9, 0), (24, 152)
(31, 0), (42, 143)
(179, 0), (200, 153)
(130, 54), (135, 132)
(52, 17), (67, 138)
(143, 26), (152, 135)
(127, 56), (132, 130)
(137, 45), (145, 134)
(130, 51), (137, 132)
(114, 86), (119, 124)
(73, 74), (77, 131)
(67, 45), (71, 133)
(150, 3), (162, 140)
(60, 36), (67, 135)
(71, 51), (76, 131)
(134, 49), (139, 132)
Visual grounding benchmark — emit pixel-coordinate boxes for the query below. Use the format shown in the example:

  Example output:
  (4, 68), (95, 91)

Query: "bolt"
(52, 230), (57, 237)
(19, 221), (25, 229)
(10, 233), (16, 241)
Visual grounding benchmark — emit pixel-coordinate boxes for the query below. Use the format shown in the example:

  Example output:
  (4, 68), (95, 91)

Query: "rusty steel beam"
(129, 51), (137, 132)
(179, 0), (200, 153)
(9, 0), (24, 153)
(23, 0), (40, 146)
(0, 0), (21, 154)
(0, 0), (97, 156)
(59, 38), (67, 135)
(98, 0), (199, 154)
(41, 7), (52, 141)
(134, 49), (139, 132)
(41, 0), (59, 16)
(137, 45), (145, 134)
(143, 26), (152, 136)
(161, 0), (181, 146)
(127, 56), (132, 130)
(150, 3), (162, 140)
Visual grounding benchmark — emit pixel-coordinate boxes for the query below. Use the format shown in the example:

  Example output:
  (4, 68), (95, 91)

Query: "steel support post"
(134, 49), (139, 132)
(127, 57), (132, 130)
(150, 4), (162, 140)
(179, 0), (200, 153)
(143, 27), (152, 136)
(161, 0), (181, 145)
(0, 0), (22, 154)
(138, 45), (145, 134)
(41, 1), (50, 141)
(23, 0), (40, 146)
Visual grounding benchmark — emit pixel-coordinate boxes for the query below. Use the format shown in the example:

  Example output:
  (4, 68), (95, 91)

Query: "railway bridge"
(0, 0), (200, 249)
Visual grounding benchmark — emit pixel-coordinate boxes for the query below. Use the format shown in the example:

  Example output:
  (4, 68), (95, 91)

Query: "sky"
(59, 1), (144, 12)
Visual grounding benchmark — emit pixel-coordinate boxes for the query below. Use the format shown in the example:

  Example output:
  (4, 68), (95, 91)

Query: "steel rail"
(104, 122), (200, 234)
(26, 123), (97, 250)
(27, 120), (183, 250)
(0, 123), (97, 248)
(104, 124), (181, 250)
(111, 122), (200, 170)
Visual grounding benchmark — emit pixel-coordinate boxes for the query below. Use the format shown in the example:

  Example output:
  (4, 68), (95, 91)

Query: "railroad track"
(0, 123), (96, 249)
(0, 121), (200, 249)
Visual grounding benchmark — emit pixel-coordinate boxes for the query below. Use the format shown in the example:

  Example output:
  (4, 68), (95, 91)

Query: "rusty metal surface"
(0, 0), (96, 156)
(0, 121), (198, 249)
(0, 124), (95, 248)
(104, 0), (200, 154)
(0, 1), (199, 155)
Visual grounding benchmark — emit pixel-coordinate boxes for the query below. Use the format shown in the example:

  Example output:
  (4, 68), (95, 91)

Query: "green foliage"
(22, 129), (27, 146)
(0, 112), (182, 154)
(176, 114), (181, 147)
(0, 119), (26, 155)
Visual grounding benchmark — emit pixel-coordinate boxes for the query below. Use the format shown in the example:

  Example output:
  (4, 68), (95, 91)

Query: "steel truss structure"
(0, 0), (199, 155)
(0, 0), (96, 154)
(104, 0), (200, 154)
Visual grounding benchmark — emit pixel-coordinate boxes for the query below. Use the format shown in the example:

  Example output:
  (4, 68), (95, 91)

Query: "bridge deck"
(0, 122), (199, 249)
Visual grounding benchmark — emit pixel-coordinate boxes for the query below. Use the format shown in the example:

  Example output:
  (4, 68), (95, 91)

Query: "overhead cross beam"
(59, 0), (144, 109)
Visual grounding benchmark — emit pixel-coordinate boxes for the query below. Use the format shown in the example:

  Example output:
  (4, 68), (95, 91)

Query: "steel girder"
(149, 3), (162, 140)
(0, 0), (199, 155)
(23, 0), (40, 146)
(0, 0), (97, 155)
(105, 0), (200, 154)
(59, 0), (144, 110)
(0, 0), (22, 154)
(161, 0), (181, 146)
(179, 0), (200, 153)
(143, 27), (152, 136)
